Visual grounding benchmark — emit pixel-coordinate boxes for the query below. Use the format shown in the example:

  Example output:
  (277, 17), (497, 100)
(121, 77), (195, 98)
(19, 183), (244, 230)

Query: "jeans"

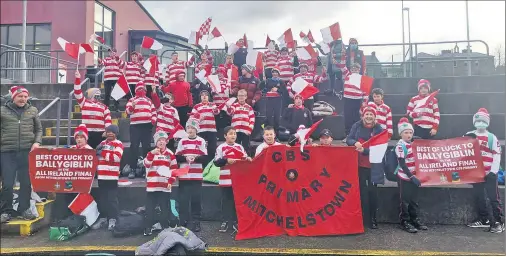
(265, 97), (282, 132)
(178, 180), (202, 222)
(344, 98), (362, 136)
(1, 150), (31, 214)
(198, 131), (217, 164)
(221, 187), (237, 222)
(236, 132), (250, 156)
(129, 123), (153, 168)
(472, 173), (504, 224)
(103, 80), (119, 108)
(399, 179), (419, 223)
(97, 180), (119, 219)
(144, 192), (171, 229)
(358, 167), (378, 227)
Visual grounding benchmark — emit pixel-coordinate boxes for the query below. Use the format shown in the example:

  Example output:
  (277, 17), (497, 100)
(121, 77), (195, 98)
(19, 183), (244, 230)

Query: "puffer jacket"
(231, 76), (262, 106)
(135, 227), (207, 256)
(1, 101), (42, 152)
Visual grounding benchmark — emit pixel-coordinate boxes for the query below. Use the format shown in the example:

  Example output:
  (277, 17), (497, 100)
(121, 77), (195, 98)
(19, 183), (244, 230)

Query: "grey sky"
(141, 1), (505, 62)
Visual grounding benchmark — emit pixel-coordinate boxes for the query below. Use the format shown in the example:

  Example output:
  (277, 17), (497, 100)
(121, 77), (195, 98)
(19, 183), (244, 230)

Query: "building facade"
(409, 50), (495, 77)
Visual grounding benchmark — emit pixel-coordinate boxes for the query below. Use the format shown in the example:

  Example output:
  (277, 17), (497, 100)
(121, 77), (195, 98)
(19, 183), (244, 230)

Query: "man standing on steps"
(73, 71), (112, 149)
(1, 86), (42, 223)
(98, 48), (125, 111)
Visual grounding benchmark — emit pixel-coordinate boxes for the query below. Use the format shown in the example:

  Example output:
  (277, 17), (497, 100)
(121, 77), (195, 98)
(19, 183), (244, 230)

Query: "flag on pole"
(208, 27), (222, 41)
(346, 73), (374, 97)
(195, 70), (208, 85)
(307, 30), (315, 43)
(243, 34), (248, 48)
(111, 74), (129, 100)
(296, 119), (324, 152)
(291, 78), (319, 100)
(207, 74), (221, 93)
(57, 37), (94, 59)
(143, 55), (160, 77)
(320, 22), (342, 43)
(227, 42), (239, 55)
(68, 193), (99, 226)
(79, 43), (94, 54)
(168, 124), (188, 140)
(188, 31), (200, 46)
(217, 97), (236, 111)
(265, 35), (272, 47)
(362, 130), (389, 185)
(318, 41), (331, 54)
(414, 89), (440, 109)
(296, 45), (318, 60)
(246, 50), (263, 72)
(278, 29), (294, 49)
(198, 17), (212, 39)
(89, 34), (105, 44)
(141, 36), (163, 50)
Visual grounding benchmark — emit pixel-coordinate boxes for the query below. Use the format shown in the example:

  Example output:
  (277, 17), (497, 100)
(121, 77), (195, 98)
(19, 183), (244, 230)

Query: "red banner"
(230, 145), (363, 240)
(29, 148), (98, 193)
(412, 137), (485, 186)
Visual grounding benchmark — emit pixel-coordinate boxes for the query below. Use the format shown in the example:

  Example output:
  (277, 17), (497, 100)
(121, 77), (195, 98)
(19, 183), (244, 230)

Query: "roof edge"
(134, 0), (165, 32)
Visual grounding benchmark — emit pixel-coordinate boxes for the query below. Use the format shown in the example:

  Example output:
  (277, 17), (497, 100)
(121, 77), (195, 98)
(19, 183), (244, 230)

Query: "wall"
(415, 57), (495, 77)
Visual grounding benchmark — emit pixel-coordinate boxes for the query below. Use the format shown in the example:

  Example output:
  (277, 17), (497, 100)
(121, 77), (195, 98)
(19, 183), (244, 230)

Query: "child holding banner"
(214, 126), (252, 233)
(255, 126), (282, 157)
(175, 118), (208, 232)
(406, 79), (440, 139)
(465, 108), (504, 233)
(395, 117), (427, 233)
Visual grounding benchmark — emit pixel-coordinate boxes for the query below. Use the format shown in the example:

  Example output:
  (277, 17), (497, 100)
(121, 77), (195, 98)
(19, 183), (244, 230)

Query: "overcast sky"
(141, 1), (505, 62)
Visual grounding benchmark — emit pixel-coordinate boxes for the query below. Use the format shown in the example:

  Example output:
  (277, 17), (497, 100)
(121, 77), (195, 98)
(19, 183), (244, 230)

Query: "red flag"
(111, 74), (129, 100)
(224, 147), (246, 159)
(307, 30), (315, 43)
(278, 28), (294, 49)
(299, 31), (306, 39)
(296, 119), (324, 151)
(171, 167), (190, 177)
(320, 22), (342, 43)
(68, 193), (99, 226)
(89, 34), (105, 44)
(79, 43), (94, 54)
(143, 55), (160, 77)
(414, 89), (440, 109)
(346, 73), (374, 97)
(208, 27), (222, 41)
(243, 34), (248, 48)
(188, 31), (200, 46)
(296, 45), (318, 60)
(217, 97), (236, 112)
(265, 35), (272, 47)
(198, 17), (213, 38)
(141, 36), (163, 50)
(291, 78), (320, 100)
(168, 124), (188, 140)
(57, 37), (79, 59)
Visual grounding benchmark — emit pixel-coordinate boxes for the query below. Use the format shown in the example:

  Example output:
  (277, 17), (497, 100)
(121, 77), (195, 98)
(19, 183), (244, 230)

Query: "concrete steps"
(1, 200), (54, 236)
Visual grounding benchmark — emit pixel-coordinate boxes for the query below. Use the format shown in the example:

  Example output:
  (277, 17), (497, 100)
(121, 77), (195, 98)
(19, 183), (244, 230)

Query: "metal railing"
(39, 97), (62, 147)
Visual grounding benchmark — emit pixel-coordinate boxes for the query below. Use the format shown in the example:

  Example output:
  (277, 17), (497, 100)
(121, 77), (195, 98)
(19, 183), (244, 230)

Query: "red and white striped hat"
(398, 117), (414, 135)
(417, 79), (431, 91)
(135, 81), (146, 93)
(361, 105), (377, 117)
(473, 108), (490, 126)
(10, 86), (29, 99)
(74, 124), (89, 141)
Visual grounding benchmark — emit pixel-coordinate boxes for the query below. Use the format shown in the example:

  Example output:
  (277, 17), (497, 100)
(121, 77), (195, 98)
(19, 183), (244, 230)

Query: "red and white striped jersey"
(194, 61), (212, 78)
(215, 142), (246, 187)
(339, 64), (368, 100)
(287, 72), (327, 99)
(126, 96), (156, 125)
(226, 102), (255, 135)
(190, 102), (219, 132)
(165, 60), (193, 84)
(299, 58), (318, 73)
(155, 105), (180, 134)
(255, 141), (281, 157)
(395, 140), (415, 181)
(70, 144), (93, 150)
(97, 139), (124, 180)
(175, 136), (207, 181)
(124, 62), (144, 84)
(264, 50), (279, 69)
(467, 130), (502, 174)
(144, 149), (178, 192)
(73, 78), (111, 132)
(203, 50), (214, 66)
(368, 101), (393, 136)
(212, 77), (230, 106)
(143, 71), (161, 87)
(406, 95), (440, 130)
(99, 57), (125, 81)
(276, 55), (294, 82)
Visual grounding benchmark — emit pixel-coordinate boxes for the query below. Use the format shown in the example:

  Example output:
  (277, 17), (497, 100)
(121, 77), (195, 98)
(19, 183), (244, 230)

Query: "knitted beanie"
(105, 125), (119, 136)
(361, 106), (377, 117)
(398, 117), (414, 135)
(74, 124), (89, 141)
(10, 86), (29, 99)
(153, 130), (168, 144)
(135, 82), (146, 93)
(418, 79), (431, 91)
(186, 118), (200, 132)
(473, 108), (490, 126)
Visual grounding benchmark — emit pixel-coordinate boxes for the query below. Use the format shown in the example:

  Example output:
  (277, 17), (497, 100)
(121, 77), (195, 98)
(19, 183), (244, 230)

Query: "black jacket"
(233, 48), (248, 68)
(346, 120), (384, 156)
(260, 78), (286, 97)
(282, 107), (313, 134)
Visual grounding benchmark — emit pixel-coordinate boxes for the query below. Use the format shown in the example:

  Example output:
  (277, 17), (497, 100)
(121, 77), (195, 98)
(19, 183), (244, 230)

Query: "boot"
(412, 219), (428, 230)
(401, 221), (417, 233)
(371, 216), (378, 229)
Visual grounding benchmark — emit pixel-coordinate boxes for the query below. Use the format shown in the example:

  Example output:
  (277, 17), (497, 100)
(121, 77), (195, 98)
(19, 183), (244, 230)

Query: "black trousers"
(399, 179), (419, 223)
(144, 192), (171, 229)
(236, 132), (250, 156)
(103, 80), (119, 108)
(358, 167), (378, 227)
(97, 180), (119, 219)
(130, 123), (153, 168)
(88, 131), (103, 149)
(472, 173), (504, 224)
(304, 98), (314, 112)
(329, 71), (343, 92)
(414, 125), (433, 140)
(221, 187), (237, 222)
(1, 150), (31, 214)
(199, 131), (217, 164)
(344, 98), (362, 136)
(127, 84), (136, 100)
(52, 193), (78, 221)
(216, 111), (231, 141)
(265, 97), (282, 132)
(178, 180), (202, 222)
(176, 106), (191, 128)
(264, 68), (273, 79)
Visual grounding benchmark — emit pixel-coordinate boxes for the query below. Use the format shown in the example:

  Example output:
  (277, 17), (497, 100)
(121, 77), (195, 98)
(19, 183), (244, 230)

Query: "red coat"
(162, 81), (193, 107)
(231, 76), (262, 106)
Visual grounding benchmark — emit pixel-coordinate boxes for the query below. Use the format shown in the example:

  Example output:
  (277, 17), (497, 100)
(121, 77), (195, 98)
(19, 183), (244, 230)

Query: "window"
(94, 1), (115, 63)
(1, 24), (51, 50)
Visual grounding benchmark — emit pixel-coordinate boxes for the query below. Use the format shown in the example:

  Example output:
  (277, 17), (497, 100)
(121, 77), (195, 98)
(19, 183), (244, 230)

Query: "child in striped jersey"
(152, 92), (180, 151)
(175, 118), (207, 232)
(191, 90), (219, 164)
(142, 131), (178, 236)
(464, 108), (504, 233)
(395, 118), (426, 233)
(226, 89), (255, 154)
(406, 79), (440, 139)
(367, 88), (393, 138)
(214, 126), (252, 233)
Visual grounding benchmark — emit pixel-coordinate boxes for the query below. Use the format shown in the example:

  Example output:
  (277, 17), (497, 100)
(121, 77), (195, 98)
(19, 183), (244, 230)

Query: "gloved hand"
(464, 132), (477, 139)
(485, 172), (497, 181)
(96, 149), (103, 157)
(410, 176), (421, 187)
(96, 144), (104, 152)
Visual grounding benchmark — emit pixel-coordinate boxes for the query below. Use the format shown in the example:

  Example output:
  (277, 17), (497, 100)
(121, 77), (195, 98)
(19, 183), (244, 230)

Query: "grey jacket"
(0, 101), (42, 152)
(136, 227), (207, 255)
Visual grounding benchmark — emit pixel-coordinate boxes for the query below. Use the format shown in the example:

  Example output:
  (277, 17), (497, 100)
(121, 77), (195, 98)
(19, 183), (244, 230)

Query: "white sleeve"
(200, 138), (208, 155)
(175, 139), (184, 155)
(215, 145), (224, 160)
(490, 135), (501, 174)
(255, 144), (264, 157)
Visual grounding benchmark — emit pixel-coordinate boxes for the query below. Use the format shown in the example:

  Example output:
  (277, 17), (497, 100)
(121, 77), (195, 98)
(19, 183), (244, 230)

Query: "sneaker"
(20, 209), (37, 220)
(108, 218), (117, 231)
(1, 213), (11, 223)
(412, 220), (428, 231)
(128, 171), (136, 179)
(219, 222), (229, 232)
(232, 222), (238, 232)
(91, 218), (107, 230)
(489, 222), (504, 233)
(467, 219), (490, 228)
(401, 221), (417, 233)
(143, 227), (153, 236)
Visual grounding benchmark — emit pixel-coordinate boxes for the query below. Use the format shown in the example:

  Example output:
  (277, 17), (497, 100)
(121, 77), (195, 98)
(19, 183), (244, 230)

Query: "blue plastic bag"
(497, 168), (504, 185)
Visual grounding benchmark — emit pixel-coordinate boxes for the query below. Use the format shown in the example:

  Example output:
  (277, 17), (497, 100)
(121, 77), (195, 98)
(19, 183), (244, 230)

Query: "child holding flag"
(190, 90), (220, 163)
(226, 89), (255, 153)
(214, 126), (251, 233)
(282, 94), (313, 135)
(151, 92), (180, 150)
(406, 79), (440, 139)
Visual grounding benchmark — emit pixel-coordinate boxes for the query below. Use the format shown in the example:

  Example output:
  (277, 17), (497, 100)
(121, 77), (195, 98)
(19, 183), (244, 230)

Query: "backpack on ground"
(383, 143), (407, 182)
(49, 215), (89, 241)
(112, 210), (144, 237)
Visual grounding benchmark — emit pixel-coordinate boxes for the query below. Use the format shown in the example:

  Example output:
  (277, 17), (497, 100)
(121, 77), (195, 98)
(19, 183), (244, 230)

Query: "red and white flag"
(246, 50), (263, 72)
(362, 130), (389, 163)
(318, 41), (331, 54)
(296, 45), (318, 61)
(243, 34), (248, 48)
(207, 27), (222, 41)
(89, 34), (105, 44)
(141, 36), (163, 50)
(265, 35), (272, 47)
(296, 119), (324, 152)
(415, 89), (440, 109)
(217, 97), (236, 111)
(207, 74), (221, 93)
(111, 74), (129, 100)
(79, 43), (94, 55)
(188, 31), (200, 46)
(307, 30), (315, 43)
(224, 147), (246, 160)
(291, 78), (319, 100)
(57, 37), (94, 59)
(143, 55), (160, 77)
(227, 42), (239, 55)
(346, 73), (374, 97)
(168, 124), (188, 140)
(68, 193), (99, 226)
(278, 29), (294, 49)
(198, 17), (213, 39)
(300, 30), (315, 44)
(320, 22), (342, 43)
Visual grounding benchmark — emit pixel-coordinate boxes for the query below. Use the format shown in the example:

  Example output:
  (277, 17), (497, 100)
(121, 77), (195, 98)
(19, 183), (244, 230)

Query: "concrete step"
(1, 200), (54, 236)
(70, 111), (125, 120)
(44, 119), (119, 137)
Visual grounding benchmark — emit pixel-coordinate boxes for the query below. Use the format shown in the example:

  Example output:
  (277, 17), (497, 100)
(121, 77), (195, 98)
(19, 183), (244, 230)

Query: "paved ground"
(1, 222), (505, 255)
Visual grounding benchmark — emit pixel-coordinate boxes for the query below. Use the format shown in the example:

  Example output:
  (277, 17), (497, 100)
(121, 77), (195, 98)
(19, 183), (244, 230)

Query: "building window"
(1, 24), (51, 50)
(94, 1), (115, 63)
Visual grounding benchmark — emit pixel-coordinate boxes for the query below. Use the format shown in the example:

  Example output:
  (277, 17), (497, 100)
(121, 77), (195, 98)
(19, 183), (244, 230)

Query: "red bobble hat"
(74, 124), (89, 141)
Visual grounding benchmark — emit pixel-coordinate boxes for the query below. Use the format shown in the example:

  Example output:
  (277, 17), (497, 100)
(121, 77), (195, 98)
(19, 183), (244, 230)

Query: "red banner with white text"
(412, 137), (485, 186)
(29, 148), (98, 193)
(230, 145), (363, 240)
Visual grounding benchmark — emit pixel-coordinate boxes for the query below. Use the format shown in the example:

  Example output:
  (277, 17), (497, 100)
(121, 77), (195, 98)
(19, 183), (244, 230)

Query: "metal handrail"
(0, 44), (79, 66)
(39, 97), (62, 147)
(67, 77), (89, 145)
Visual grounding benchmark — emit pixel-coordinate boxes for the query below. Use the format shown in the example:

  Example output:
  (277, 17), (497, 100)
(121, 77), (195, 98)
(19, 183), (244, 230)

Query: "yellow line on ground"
(0, 246), (499, 256)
